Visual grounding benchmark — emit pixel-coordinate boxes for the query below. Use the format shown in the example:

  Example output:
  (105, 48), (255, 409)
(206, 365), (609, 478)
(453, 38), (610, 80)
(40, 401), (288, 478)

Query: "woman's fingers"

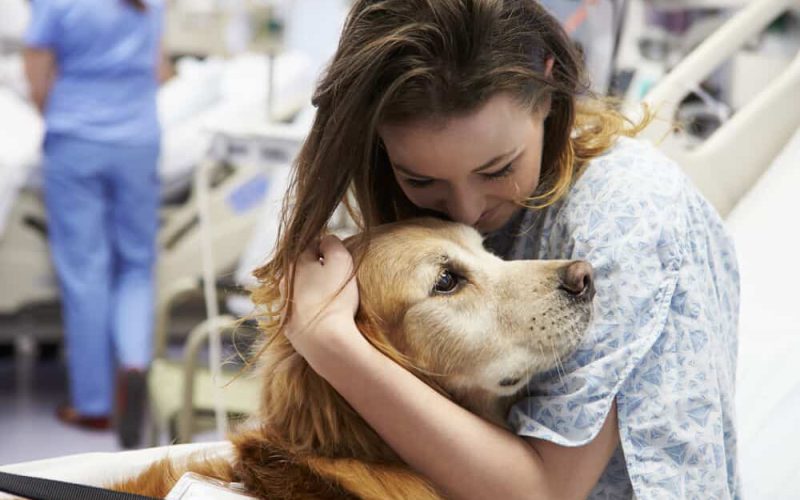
(319, 234), (353, 271)
(289, 234), (355, 302)
(280, 234), (361, 358)
(294, 234), (349, 268)
(297, 238), (322, 266)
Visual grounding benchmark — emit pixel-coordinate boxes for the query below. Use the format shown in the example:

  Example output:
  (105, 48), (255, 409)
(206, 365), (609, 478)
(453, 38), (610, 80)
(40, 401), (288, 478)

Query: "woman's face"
(379, 93), (547, 234)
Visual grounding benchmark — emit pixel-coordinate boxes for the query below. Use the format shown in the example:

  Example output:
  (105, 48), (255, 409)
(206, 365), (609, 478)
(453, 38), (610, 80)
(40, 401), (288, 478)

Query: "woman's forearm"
(308, 326), (552, 500)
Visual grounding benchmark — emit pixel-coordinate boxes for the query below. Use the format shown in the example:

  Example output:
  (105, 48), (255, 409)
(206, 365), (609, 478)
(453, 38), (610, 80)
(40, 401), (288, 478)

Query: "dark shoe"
(55, 404), (112, 431)
(116, 368), (147, 449)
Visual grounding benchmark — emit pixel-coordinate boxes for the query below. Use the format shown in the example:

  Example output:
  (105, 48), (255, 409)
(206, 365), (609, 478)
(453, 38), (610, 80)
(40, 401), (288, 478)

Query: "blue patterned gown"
(485, 137), (740, 499)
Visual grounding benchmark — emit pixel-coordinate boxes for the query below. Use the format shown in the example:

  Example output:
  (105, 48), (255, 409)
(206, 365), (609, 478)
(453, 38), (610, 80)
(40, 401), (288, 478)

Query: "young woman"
(24, 0), (165, 448)
(259, 1), (740, 498)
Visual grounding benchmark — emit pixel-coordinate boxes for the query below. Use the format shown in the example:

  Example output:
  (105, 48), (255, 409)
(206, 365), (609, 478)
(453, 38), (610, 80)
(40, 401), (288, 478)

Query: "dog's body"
(111, 218), (594, 499)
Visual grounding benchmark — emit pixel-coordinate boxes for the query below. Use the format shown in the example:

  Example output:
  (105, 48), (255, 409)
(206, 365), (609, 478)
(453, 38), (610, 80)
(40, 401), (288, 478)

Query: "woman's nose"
(445, 187), (483, 227)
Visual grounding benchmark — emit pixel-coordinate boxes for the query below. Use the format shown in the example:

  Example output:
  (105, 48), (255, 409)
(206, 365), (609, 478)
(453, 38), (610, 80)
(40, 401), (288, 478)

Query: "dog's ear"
(354, 303), (386, 345)
(355, 309), (452, 401)
(354, 306), (408, 366)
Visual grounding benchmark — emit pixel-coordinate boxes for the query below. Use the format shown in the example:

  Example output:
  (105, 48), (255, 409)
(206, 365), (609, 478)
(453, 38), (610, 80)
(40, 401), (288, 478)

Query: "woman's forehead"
(378, 94), (540, 176)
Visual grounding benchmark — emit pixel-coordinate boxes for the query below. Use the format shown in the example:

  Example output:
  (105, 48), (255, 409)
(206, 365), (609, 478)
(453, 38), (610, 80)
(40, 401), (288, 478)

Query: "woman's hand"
(283, 234), (363, 365)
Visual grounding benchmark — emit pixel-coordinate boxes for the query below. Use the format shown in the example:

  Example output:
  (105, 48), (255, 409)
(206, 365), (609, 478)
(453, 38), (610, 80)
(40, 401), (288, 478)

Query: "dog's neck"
(449, 386), (514, 428)
(253, 337), (399, 462)
(250, 334), (512, 462)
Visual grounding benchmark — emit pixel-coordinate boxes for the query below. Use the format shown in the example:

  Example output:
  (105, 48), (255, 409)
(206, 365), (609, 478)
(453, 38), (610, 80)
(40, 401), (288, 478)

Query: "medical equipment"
(146, 0), (350, 444)
(146, 99), (365, 445)
(540, 0), (629, 93)
(640, 0), (800, 218)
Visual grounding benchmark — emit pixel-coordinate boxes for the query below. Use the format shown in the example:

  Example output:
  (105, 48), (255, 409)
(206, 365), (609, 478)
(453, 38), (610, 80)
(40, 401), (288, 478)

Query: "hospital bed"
(0, 50), (314, 345)
(0, 58), (315, 455)
(147, 119), (311, 446)
(147, 127), (357, 446)
(1, 0), (799, 498)
(639, 0), (800, 217)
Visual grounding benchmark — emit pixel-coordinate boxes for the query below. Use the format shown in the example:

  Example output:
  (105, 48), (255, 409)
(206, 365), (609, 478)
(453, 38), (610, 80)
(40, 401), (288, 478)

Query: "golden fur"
(110, 218), (593, 499)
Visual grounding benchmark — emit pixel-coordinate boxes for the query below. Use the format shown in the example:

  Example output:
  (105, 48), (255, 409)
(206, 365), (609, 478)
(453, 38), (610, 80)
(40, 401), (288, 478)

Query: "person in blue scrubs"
(23, 0), (165, 448)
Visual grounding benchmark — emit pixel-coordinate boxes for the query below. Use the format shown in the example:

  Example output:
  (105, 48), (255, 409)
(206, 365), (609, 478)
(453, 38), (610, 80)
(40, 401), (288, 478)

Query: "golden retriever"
(111, 217), (595, 499)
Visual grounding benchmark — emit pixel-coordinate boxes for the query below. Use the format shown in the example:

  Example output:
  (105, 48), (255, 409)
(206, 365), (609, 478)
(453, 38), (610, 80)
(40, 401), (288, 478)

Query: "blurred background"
(0, 0), (798, 497)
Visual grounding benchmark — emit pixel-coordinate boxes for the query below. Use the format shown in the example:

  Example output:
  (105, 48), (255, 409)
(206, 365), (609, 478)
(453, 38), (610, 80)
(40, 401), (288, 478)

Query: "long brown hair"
(124, 0), (147, 12)
(253, 0), (646, 326)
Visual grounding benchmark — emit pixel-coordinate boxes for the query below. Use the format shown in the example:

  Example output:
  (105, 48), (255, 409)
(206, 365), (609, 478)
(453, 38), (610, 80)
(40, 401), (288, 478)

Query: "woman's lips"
(478, 204), (501, 224)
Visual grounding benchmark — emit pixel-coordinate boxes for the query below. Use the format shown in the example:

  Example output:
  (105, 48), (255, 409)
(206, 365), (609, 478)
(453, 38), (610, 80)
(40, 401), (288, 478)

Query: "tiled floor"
(0, 342), (124, 465)
(0, 302), (230, 466)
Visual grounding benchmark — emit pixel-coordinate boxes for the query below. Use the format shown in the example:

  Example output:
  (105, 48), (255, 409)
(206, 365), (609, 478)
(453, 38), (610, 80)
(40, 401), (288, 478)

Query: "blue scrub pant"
(43, 133), (160, 416)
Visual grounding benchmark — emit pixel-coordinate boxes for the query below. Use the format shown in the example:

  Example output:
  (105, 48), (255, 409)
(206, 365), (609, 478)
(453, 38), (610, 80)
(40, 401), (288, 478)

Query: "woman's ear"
(535, 56), (555, 119)
(536, 92), (553, 120)
(544, 56), (554, 79)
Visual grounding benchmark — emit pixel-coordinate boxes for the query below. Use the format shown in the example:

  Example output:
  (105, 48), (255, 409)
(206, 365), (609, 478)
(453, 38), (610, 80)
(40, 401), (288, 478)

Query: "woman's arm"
(157, 43), (172, 84)
(23, 48), (56, 114)
(287, 236), (619, 500)
(315, 327), (618, 500)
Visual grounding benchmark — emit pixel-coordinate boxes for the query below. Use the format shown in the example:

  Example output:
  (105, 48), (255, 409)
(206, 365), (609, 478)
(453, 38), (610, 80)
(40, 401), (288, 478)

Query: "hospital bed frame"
(0, 158), (268, 343)
(147, 123), (310, 445)
(639, 0), (800, 217)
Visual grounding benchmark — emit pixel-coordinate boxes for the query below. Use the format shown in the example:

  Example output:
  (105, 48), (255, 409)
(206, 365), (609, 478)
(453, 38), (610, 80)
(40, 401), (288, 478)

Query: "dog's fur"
(110, 218), (593, 499)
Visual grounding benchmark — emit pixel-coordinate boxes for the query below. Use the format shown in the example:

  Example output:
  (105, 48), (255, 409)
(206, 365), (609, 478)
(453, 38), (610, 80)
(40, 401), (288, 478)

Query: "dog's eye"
(433, 270), (459, 294)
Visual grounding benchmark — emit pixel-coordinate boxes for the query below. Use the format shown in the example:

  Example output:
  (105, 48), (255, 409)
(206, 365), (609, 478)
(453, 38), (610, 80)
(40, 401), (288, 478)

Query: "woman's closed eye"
(402, 163), (515, 189)
(482, 162), (514, 180)
(405, 177), (435, 188)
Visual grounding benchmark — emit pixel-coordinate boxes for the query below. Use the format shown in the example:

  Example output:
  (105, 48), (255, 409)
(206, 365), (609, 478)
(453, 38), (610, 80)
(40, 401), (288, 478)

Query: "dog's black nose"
(559, 261), (595, 300)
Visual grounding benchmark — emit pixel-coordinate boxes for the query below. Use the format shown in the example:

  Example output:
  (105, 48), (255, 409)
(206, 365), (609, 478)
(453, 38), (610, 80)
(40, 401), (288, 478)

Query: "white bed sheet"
(0, 88), (43, 234)
(726, 128), (800, 499)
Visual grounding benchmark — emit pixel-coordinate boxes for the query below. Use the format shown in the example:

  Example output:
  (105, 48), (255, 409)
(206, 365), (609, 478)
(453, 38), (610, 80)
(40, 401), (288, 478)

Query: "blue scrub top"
(25, 0), (163, 145)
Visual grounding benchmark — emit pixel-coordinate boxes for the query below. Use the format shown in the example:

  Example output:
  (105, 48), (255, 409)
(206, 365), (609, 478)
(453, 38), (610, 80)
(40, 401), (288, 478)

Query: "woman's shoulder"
(575, 136), (688, 205)
(553, 137), (693, 235)
(540, 137), (696, 267)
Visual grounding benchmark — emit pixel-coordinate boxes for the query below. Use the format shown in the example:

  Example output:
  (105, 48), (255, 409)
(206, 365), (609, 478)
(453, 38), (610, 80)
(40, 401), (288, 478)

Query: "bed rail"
(639, 0), (800, 217)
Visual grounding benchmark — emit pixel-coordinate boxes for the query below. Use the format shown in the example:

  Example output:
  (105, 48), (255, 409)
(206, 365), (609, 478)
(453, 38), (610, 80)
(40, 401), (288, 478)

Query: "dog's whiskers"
(548, 337), (566, 383)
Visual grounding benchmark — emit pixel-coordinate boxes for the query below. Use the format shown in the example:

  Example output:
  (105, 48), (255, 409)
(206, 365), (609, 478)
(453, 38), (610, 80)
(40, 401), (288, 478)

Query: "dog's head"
(350, 218), (594, 399)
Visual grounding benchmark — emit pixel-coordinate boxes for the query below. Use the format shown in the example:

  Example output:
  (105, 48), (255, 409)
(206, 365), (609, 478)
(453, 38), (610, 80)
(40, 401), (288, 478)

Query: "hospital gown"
(484, 137), (740, 499)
